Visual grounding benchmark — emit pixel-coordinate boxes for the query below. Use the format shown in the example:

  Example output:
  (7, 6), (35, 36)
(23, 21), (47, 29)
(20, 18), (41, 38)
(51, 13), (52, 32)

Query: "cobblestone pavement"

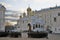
(0, 34), (60, 40)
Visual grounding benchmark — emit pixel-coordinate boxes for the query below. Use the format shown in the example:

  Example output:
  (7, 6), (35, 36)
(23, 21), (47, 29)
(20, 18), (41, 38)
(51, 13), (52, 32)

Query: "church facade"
(17, 6), (60, 33)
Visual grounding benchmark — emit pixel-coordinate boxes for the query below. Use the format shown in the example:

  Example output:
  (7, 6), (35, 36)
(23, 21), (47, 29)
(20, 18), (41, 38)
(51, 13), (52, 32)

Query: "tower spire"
(27, 4), (32, 16)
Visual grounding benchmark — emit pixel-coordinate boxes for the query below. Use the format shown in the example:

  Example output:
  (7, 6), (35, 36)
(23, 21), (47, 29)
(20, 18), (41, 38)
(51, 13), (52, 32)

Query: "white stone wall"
(38, 8), (60, 33)
(18, 17), (29, 31)
(50, 8), (60, 33)
(0, 5), (5, 31)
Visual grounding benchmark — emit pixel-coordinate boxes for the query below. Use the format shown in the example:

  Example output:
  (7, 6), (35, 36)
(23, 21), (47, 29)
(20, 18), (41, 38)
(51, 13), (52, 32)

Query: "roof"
(0, 4), (6, 9)
(30, 16), (45, 25)
(20, 16), (45, 25)
(35, 6), (60, 12)
(42, 6), (60, 11)
(31, 18), (45, 25)
(20, 16), (28, 21)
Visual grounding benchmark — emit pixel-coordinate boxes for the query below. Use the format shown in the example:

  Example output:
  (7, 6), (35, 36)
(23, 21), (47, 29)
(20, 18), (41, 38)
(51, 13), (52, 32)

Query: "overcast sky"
(0, 0), (60, 24)
(0, 0), (60, 13)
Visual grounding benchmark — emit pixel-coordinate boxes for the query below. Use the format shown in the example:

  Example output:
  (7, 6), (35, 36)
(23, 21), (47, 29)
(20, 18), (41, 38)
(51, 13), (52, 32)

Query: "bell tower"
(27, 6), (32, 16)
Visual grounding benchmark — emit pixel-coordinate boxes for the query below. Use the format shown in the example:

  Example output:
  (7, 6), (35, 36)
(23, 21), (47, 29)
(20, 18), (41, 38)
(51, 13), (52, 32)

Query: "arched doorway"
(28, 23), (31, 32)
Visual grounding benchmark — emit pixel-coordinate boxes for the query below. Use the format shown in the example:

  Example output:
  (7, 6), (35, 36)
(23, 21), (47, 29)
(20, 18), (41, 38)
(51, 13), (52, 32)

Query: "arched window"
(39, 24), (40, 28)
(28, 23), (31, 27)
(33, 24), (35, 29)
(23, 21), (24, 23)
(54, 17), (56, 22)
(28, 23), (31, 31)
(36, 24), (37, 28)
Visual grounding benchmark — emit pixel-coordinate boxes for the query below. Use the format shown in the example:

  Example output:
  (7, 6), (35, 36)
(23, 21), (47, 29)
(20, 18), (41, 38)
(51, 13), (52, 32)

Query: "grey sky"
(0, 0), (60, 13)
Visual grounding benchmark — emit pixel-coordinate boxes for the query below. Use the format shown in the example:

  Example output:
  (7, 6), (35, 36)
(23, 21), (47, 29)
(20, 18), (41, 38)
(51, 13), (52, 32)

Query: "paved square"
(0, 34), (60, 40)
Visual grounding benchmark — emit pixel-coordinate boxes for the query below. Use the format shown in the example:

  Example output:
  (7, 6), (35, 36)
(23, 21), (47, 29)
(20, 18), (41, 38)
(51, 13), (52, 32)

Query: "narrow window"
(39, 25), (40, 28)
(36, 24), (37, 28)
(33, 26), (35, 29)
(54, 17), (56, 22)
(41, 25), (43, 28)
(33, 24), (35, 29)
(23, 21), (24, 23)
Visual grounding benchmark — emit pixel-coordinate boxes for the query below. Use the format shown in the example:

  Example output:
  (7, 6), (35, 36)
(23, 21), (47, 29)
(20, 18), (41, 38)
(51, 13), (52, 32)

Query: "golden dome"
(27, 7), (31, 11)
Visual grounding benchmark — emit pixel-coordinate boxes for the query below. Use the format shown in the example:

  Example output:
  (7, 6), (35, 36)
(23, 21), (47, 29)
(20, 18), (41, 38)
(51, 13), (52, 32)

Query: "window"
(54, 17), (56, 22)
(33, 24), (35, 29)
(33, 26), (35, 29)
(23, 21), (24, 23)
(58, 13), (60, 16)
(36, 24), (37, 28)
(39, 25), (40, 28)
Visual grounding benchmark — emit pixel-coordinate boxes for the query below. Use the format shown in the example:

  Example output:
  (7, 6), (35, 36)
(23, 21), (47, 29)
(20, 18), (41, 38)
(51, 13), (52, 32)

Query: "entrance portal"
(28, 23), (31, 32)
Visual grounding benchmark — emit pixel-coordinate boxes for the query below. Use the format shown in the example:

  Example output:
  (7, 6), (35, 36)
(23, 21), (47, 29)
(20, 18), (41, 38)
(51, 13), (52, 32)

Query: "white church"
(17, 6), (60, 33)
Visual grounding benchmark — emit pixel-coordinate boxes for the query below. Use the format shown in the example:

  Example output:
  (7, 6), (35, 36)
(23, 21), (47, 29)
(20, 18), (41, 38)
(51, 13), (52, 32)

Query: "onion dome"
(27, 7), (31, 11)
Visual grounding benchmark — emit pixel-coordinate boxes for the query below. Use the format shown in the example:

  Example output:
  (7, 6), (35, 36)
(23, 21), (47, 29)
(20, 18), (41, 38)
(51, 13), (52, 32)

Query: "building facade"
(0, 4), (6, 31)
(17, 7), (45, 31)
(34, 6), (60, 33)
(17, 6), (60, 33)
